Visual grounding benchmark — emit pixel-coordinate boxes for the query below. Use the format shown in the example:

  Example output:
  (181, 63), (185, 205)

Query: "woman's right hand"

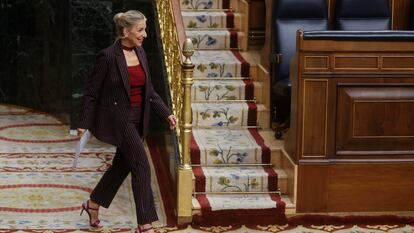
(77, 128), (86, 137)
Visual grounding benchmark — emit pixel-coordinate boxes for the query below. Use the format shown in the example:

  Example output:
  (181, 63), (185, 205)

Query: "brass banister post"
(155, 0), (194, 224)
(180, 39), (195, 167)
(176, 39), (194, 224)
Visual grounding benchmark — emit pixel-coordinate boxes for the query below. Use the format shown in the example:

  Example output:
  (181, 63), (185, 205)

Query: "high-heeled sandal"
(80, 200), (102, 228)
(135, 226), (154, 233)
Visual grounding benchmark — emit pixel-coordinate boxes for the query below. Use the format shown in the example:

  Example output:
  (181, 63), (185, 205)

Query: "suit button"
(114, 101), (118, 106)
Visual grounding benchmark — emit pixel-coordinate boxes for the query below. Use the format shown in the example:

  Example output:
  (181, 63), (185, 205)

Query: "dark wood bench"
(285, 30), (414, 213)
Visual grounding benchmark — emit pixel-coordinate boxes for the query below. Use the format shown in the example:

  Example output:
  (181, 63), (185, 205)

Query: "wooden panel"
(327, 163), (414, 212)
(297, 163), (328, 212)
(302, 80), (328, 157)
(249, 0), (266, 30)
(292, 25), (414, 214)
(336, 86), (414, 156)
(392, 0), (412, 30)
(304, 56), (329, 70)
(334, 56), (379, 69)
(297, 162), (414, 213)
(382, 56), (414, 69)
(260, 0), (273, 71)
(353, 101), (414, 137)
(281, 151), (297, 204)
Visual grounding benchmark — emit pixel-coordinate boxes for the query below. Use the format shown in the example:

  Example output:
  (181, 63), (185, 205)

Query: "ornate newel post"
(176, 38), (195, 224)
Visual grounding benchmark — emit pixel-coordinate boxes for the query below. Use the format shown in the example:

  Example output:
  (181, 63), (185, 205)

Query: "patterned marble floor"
(1, 104), (413, 233)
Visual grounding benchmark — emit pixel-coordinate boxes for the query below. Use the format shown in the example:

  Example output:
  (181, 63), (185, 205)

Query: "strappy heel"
(80, 200), (102, 228)
(135, 226), (154, 233)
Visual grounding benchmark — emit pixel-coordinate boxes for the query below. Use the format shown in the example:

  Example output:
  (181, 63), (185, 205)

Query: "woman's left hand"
(167, 115), (178, 130)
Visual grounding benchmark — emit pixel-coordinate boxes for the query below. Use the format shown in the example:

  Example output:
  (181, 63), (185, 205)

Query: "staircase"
(180, 0), (290, 225)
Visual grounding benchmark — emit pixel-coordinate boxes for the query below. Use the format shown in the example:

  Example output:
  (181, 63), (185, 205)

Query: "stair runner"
(180, 0), (286, 225)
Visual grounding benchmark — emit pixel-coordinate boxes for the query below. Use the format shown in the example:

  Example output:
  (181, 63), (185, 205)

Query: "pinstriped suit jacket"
(78, 40), (172, 147)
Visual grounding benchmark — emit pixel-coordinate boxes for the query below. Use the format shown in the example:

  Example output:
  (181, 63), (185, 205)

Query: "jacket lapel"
(114, 41), (131, 101)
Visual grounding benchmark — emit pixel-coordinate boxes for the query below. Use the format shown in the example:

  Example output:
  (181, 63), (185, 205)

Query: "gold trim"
(156, 0), (195, 222)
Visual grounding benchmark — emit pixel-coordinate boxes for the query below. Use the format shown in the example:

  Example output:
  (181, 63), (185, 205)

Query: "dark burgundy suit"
(78, 40), (171, 145)
(78, 40), (171, 224)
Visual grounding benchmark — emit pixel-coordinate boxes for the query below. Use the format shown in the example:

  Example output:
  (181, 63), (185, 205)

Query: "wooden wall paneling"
(281, 150), (298, 205)
(285, 57), (300, 162)
(260, 0), (273, 71)
(382, 55), (414, 69)
(336, 83), (414, 157)
(301, 79), (328, 158)
(297, 163), (329, 212)
(392, 0), (412, 29)
(327, 163), (414, 212)
(304, 55), (330, 71)
(326, 77), (337, 159)
(334, 55), (380, 70)
(292, 29), (414, 213)
(328, 0), (335, 29)
(249, 0), (266, 30)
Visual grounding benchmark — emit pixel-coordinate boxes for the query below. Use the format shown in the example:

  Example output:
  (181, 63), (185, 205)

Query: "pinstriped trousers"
(90, 107), (158, 224)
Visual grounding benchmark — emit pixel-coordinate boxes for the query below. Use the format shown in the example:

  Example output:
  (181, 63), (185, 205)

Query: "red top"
(127, 64), (146, 107)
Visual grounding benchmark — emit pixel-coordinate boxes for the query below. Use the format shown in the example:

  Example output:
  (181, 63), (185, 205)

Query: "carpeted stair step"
(192, 166), (279, 192)
(192, 102), (268, 128)
(192, 193), (286, 225)
(192, 79), (255, 101)
(187, 29), (242, 50)
(182, 11), (240, 29)
(192, 50), (250, 78)
(191, 128), (270, 165)
(180, 0), (231, 10)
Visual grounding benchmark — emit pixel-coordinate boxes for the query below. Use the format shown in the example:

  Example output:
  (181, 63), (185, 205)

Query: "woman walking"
(77, 10), (177, 233)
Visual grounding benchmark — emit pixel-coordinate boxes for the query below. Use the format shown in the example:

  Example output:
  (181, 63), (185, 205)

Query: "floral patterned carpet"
(181, 0), (286, 225)
(1, 104), (414, 233)
(0, 104), (167, 232)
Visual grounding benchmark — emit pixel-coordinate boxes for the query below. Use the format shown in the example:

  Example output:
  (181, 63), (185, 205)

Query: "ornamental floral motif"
(366, 225), (399, 231)
(199, 107), (238, 126)
(217, 175), (259, 192)
(196, 63), (233, 78)
(197, 84), (237, 100)
(209, 63), (228, 77)
(209, 142), (248, 164)
(182, 0), (214, 9)
(191, 35), (218, 48)
(199, 225), (234, 232)
(257, 224), (289, 232)
(311, 225), (346, 231)
(187, 15), (219, 28)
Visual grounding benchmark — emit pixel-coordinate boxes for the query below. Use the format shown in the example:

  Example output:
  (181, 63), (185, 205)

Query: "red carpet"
(288, 214), (414, 225)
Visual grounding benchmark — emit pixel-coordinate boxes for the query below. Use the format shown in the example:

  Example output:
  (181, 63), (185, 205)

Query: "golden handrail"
(155, 0), (194, 223)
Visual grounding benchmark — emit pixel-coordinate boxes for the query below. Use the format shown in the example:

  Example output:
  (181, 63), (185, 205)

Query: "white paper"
(72, 130), (91, 168)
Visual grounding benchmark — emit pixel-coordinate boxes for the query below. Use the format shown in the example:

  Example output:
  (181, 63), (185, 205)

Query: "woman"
(77, 10), (177, 233)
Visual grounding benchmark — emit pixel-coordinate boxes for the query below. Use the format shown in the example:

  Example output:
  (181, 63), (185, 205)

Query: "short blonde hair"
(113, 10), (146, 38)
